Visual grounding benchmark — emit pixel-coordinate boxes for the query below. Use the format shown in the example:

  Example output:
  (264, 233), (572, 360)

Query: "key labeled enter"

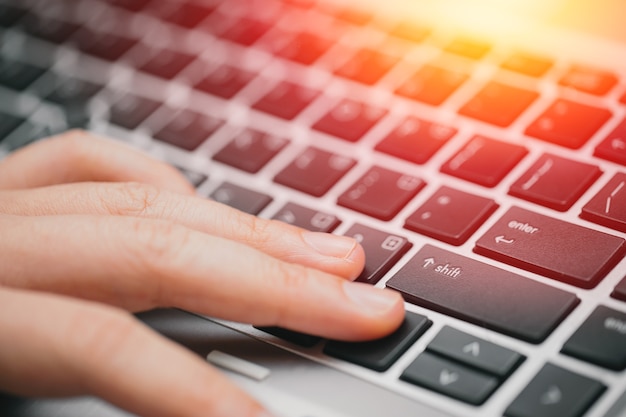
(475, 206), (626, 289)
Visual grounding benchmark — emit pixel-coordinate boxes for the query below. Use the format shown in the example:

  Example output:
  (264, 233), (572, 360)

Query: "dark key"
(395, 65), (468, 106)
(45, 76), (103, 106)
(217, 16), (271, 46)
(504, 363), (606, 417)
(74, 29), (137, 61)
(213, 129), (288, 173)
(559, 65), (618, 96)
(19, 14), (80, 44)
(106, 0), (153, 12)
(0, 58), (46, 91)
(581, 173), (626, 233)
(444, 37), (491, 60)
(150, 1), (216, 28)
(401, 352), (499, 405)
(405, 186), (498, 246)
(389, 22), (430, 43)
(139, 48), (195, 80)
(109, 94), (160, 130)
(375, 116), (456, 164)
(324, 312), (431, 372)
(194, 65), (255, 99)
(210, 182), (272, 215)
(386, 244), (579, 343)
(440, 135), (528, 188)
(273, 147), (356, 197)
(337, 166), (425, 221)
(0, 112), (25, 142)
(1, 120), (52, 151)
(427, 326), (525, 378)
(255, 326), (320, 348)
(509, 153), (602, 211)
(458, 81), (538, 127)
(0, 3), (26, 27)
(501, 52), (553, 77)
(525, 98), (612, 149)
(561, 305), (626, 371)
(334, 48), (398, 85)
(613, 275), (626, 301)
(153, 109), (223, 151)
(175, 166), (207, 188)
(343, 223), (412, 285)
(272, 203), (340, 233)
(475, 206), (626, 289)
(594, 116), (626, 165)
(274, 32), (333, 65)
(252, 81), (319, 120)
(312, 99), (387, 142)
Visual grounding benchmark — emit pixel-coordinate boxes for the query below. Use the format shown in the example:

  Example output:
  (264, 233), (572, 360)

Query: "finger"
(0, 182), (365, 280)
(1, 214), (404, 341)
(0, 287), (270, 417)
(0, 130), (195, 195)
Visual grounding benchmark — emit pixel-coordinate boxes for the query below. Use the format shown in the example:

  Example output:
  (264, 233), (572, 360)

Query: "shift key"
(475, 206), (625, 289)
(386, 244), (579, 343)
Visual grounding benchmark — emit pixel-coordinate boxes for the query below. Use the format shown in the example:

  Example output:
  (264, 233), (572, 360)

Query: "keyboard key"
(387, 244), (579, 343)
(138, 48), (195, 80)
(475, 206), (626, 289)
(19, 13), (80, 44)
(255, 326), (320, 347)
(45, 76), (103, 106)
(312, 99), (387, 142)
(337, 166), (425, 221)
(509, 153), (602, 211)
(194, 64), (255, 99)
(500, 52), (553, 77)
(395, 65), (468, 106)
(175, 166), (207, 188)
(525, 98), (612, 149)
(504, 363), (605, 417)
(74, 29), (138, 61)
(252, 81), (319, 120)
(210, 182), (272, 215)
(561, 305), (626, 370)
(334, 48), (399, 85)
(444, 37), (491, 60)
(559, 65), (619, 96)
(375, 116), (456, 164)
(324, 312), (431, 372)
(621, 91), (626, 105)
(613, 275), (626, 301)
(217, 16), (271, 46)
(581, 172), (626, 233)
(274, 146), (356, 196)
(427, 326), (524, 378)
(213, 129), (288, 173)
(401, 351), (499, 405)
(149, 1), (216, 28)
(389, 22), (430, 43)
(0, 3), (26, 27)
(0, 112), (25, 142)
(272, 203), (340, 233)
(594, 116), (626, 165)
(440, 135), (528, 188)
(404, 186), (498, 246)
(458, 81), (539, 127)
(343, 223), (412, 285)
(274, 32), (334, 65)
(153, 109), (223, 151)
(109, 94), (160, 130)
(0, 58), (46, 91)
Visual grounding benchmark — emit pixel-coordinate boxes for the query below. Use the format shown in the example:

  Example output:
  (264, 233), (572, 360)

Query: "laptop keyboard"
(1, 0), (625, 416)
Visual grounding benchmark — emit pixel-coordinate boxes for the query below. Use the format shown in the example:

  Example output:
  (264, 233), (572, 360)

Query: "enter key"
(474, 206), (625, 289)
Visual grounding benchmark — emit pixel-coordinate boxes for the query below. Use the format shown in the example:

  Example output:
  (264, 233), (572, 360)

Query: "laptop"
(0, 0), (625, 416)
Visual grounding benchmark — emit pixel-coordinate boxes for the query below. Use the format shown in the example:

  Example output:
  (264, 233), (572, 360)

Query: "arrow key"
(505, 363), (605, 417)
(401, 351), (499, 405)
(594, 116), (626, 165)
(581, 172), (626, 233)
(427, 326), (525, 378)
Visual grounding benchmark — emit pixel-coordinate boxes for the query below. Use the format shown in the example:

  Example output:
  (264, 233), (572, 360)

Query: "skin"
(0, 130), (405, 417)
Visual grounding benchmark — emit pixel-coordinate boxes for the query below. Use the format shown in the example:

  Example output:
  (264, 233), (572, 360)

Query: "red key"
(275, 32), (333, 65)
(620, 91), (626, 105)
(405, 186), (498, 246)
(594, 116), (626, 166)
(253, 81), (319, 120)
(335, 48), (399, 85)
(559, 65), (619, 96)
(525, 99), (612, 149)
(213, 129), (288, 173)
(337, 166), (425, 221)
(395, 65), (468, 106)
(509, 153), (602, 211)
(459, 81), (539, 127)
(312, 98), (387, 142)
(195, 64), (255, 99)
(580, 172), (626, 233)
(440, 135), (528, 187)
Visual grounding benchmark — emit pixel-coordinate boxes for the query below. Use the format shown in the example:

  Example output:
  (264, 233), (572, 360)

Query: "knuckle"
(98, 182), (162, 217)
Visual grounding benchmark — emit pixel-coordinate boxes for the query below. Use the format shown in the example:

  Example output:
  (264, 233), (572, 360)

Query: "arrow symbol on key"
(495, 236), (514, 244)
(462, 342), (480, 357)
(423, 258), (436, 268)
(540, 385), (562, 406)
(439, 369), (459, 386)
(611, 138), (626, 150)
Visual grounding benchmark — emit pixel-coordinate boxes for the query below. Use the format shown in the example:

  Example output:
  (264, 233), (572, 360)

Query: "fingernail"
(302, 232), (358, 260)
(343, 282), (399, 314)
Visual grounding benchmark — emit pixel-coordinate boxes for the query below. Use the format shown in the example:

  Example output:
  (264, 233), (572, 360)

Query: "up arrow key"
(462, 342), (481, 357)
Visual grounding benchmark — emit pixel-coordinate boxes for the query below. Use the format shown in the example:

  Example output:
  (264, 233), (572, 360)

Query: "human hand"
(0, 131), (405, 417)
